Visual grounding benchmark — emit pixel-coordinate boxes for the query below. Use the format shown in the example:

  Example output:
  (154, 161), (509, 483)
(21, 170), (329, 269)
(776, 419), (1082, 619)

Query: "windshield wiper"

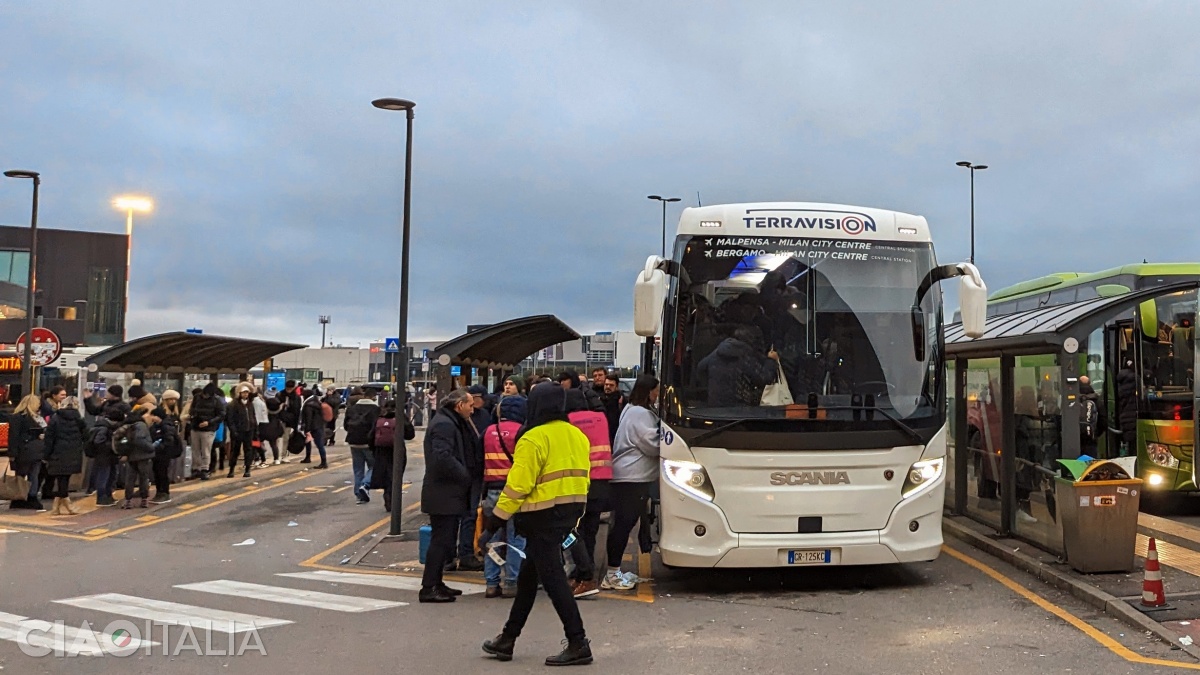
(689, 418), (759, 446)
(813, 405), (924, 444)
(685, 405), (924, 447)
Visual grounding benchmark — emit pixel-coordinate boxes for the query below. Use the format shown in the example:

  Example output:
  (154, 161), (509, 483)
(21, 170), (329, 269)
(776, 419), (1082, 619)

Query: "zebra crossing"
(1, 571), (487, 657)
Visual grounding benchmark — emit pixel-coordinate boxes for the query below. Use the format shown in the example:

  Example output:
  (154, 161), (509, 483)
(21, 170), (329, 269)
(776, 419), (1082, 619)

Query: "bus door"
(1101, 323), (1128, 457)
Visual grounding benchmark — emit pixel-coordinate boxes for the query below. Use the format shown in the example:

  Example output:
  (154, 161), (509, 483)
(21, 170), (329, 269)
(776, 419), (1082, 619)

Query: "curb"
(943, 517), (1200, 661)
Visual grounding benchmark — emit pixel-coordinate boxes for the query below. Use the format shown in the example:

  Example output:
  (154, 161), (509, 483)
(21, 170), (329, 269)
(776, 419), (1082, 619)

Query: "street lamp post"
(372, 97), (416, 537)
(954, 162), (988, 265)
(318, 315), (331, 348)
(112, 196), (153, 342)
(3, 170), (39, 397)
(647, 195), (681, 258)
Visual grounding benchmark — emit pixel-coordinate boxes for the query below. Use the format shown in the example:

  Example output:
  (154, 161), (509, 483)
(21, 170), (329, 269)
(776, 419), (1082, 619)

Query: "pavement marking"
(175, 580), (407, 612)
(278, 570), (486, 595)
(0, 610), (158, 656)
(944, 544), (1200, 671)
(0, 529), (18, 534)
(55, 593), (293, 633)
(332, 485), (352, 494)
(135, 515), (159, 523)
(176, 503), (197, 510)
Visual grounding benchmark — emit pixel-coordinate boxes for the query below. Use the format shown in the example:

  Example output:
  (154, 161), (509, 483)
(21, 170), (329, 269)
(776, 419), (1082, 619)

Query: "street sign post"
(16, 327), (62, 367)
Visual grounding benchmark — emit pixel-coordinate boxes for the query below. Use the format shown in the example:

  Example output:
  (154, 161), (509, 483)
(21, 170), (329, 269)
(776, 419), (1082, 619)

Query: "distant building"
(0, 225), (128, 346)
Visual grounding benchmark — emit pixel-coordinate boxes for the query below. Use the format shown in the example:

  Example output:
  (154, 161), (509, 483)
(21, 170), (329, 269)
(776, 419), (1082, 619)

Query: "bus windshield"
(665, 236), (941, 427)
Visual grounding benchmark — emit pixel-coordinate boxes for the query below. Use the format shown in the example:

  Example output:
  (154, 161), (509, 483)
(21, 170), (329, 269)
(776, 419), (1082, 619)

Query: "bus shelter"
(81, 331), (306, 396)
(429, 315), (579, 397)
(944, 282), (1198, 555)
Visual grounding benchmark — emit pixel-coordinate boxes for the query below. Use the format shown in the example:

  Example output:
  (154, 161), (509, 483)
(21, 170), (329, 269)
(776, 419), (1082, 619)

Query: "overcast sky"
(2, 1), (1198, 347)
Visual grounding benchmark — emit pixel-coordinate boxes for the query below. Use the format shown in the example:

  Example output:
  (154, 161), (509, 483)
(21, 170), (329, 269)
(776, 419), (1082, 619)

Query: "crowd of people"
(4, 378), (412, 513)
(418, 366), (658, 664)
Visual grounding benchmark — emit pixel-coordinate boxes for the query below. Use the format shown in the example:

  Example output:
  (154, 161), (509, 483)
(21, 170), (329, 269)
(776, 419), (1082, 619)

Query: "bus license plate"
(787, 549), (833, 565)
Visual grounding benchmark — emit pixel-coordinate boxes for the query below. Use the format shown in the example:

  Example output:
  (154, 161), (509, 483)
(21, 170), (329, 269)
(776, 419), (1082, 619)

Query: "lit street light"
(3, 170), (39, 397)
(112, 195), (153, 342)
(647, 195), (681, 258)
(954, 161), (987, 265)
(372, 96), (415, 537)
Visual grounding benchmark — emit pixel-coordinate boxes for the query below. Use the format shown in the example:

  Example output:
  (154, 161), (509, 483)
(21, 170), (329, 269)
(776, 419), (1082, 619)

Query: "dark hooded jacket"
(509, 385), (586, 535)
(1079, 382), (1107, 447)
(189, 384), (226, 431)
(1116, 364), (1139, 443)
(226, 393), (258, 440)
(497, 395), (527, 424)
(517, 382), (571, 443)
(420, 402), (479, 515)
(9, 411), (46, 474)
(695, 337), (779, 407)
(44, 407), (89, 476)
(118, 410), (156, 463)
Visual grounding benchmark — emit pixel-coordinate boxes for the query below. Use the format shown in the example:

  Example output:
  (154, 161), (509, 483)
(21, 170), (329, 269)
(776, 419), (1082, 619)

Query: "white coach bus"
(633, 202), (985, 567)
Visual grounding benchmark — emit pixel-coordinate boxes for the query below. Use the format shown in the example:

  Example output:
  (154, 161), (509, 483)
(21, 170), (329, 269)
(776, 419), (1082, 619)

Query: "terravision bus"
(980, 264), (1200, 493)
(633, 202), (986, 567)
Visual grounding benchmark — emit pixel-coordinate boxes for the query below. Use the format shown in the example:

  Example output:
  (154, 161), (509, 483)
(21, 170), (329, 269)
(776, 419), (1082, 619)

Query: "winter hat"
(150, 406), (168, 419)
(107, 384), (124, 399)
(127, 385), (146, 402)
(161, 389), (181, 402)
(467, 385), (488, 397)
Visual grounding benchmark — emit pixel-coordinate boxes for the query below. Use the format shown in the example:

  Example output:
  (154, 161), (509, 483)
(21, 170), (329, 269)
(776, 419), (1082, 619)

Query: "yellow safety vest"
(494, 420), (590, 519)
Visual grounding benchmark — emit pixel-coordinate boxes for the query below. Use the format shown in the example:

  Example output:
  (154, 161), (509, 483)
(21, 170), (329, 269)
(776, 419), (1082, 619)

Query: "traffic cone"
(1141, 537), (1168, 608)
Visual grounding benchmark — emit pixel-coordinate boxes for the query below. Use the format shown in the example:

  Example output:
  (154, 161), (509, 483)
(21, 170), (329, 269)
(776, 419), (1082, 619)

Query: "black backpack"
(86, 424), (111, 459)
(156, 419), (183, 459)
(1081, 398), (1099, 440)
(112, 422), (137, 457)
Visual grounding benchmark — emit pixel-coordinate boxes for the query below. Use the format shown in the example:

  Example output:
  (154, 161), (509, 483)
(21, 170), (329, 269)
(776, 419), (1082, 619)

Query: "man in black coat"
(226, 384), (258, 478)
(695, 329), (781, 407)
(420, 389), (479, 603)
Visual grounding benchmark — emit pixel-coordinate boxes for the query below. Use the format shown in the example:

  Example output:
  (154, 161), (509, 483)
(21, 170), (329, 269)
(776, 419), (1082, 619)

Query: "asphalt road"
(0, 441), (1195, 674)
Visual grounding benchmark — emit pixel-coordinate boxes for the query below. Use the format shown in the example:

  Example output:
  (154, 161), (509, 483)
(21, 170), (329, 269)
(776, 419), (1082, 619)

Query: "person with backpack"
(343, 393), (381, 504)
(43, 397), (88, 515)
(226, 383), (259, 478)
(89, 408), (125, 507)
(188, 383), (225, 481)
(1079, 375), (1106, 457)
(370, 400), (415, 512)
(480, 402), (525, 598)
(115, 407), (156, 509)
(160, 390), (185, 484)
(149, 406), (182, 503)
(300, 388), (329, 468)
(323, 388), (342, 446)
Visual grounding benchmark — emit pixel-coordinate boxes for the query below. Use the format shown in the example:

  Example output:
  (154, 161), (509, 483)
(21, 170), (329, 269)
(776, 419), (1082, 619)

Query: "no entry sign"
(16, 327), (62, 367)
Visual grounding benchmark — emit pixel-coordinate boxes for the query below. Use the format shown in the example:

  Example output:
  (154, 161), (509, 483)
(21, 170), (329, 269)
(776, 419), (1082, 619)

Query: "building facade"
(0, 225), (128, 346)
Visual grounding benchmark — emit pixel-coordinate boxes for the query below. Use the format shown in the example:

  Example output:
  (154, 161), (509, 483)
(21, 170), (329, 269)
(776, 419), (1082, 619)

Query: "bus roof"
(675, 202), (931, 242)
(989, 263), (1200, 302)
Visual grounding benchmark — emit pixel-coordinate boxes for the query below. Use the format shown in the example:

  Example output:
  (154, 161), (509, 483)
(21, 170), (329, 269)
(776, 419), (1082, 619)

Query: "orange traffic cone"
(1141, 537), (1168, 608)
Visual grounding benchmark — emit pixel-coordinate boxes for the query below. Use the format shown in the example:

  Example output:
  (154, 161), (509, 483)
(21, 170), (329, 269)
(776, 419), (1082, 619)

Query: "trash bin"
(1055, 459), (1142, 573)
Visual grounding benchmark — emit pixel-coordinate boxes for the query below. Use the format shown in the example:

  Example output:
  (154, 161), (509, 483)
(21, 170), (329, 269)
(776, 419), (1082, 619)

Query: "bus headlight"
(663, 460), (715, 502)
(901, 457), (944, 499)
(1147, 443), (1180, 469)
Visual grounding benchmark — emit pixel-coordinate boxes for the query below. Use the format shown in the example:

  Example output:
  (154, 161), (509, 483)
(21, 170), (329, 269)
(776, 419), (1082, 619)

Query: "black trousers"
(605, 481), (653, 569)
(48, 474), (71, 499)
(228, 436), (255, 473)
(503, 527), (587, 643)
(152, 456), (172, 496)
(569, 481), (611, 582)
(422, 514), (458, 589)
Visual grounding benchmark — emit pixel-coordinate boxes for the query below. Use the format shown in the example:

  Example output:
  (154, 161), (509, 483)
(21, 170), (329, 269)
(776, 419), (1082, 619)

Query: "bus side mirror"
(958, 262), (988, 339)
(634, 255), (667, 337)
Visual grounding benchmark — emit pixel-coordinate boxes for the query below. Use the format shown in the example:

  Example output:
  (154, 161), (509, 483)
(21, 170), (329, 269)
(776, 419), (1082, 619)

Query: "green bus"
(985, 263), (1200, 492)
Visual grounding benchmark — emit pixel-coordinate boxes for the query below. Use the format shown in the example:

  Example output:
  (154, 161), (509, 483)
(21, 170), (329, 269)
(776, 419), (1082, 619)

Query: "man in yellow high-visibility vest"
(480, 383), (594, 666)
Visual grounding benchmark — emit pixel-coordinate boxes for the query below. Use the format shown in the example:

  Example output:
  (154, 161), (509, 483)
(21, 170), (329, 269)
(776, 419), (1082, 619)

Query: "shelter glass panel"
(1011, 353), (1064, 552)
(964, 357), (1002, 530)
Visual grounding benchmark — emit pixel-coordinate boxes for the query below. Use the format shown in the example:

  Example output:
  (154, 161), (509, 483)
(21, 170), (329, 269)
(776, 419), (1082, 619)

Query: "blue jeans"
(305, 427), (327, 464)
(350, 447), (373, 493)
(93, 462), (113, 502)
(457, 480), (483, 560)
(25, 461), (41, 501)
(483, 489), (525, 588)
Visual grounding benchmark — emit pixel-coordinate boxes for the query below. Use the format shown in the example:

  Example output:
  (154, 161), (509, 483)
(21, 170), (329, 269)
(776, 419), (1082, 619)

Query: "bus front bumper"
(659, 476), (945, 568)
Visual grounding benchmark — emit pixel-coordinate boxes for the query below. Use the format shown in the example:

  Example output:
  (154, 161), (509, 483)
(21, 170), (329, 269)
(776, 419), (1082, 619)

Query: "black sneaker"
(300, 458), (312, 464)
(482, 633), (516, 662)
(150, 494), (171, 504)
(546, 639), (592, 666)
(458, 556), (484, 572)
(437, 584), (463, 597)
(226, 470), (235, 478)
(316, 463), (328, 469)
(7, 499), (28, 510)
(417, 586), (456, 603)
(356, 487), (370, 503)
(30, 499), (46, 513)
(96, 496), (117, 507)
(242, 470), (251, 478)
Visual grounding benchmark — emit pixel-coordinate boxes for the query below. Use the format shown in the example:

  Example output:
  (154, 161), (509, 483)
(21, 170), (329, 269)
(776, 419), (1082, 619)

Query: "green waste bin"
(1055, 460), (1142, 573)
